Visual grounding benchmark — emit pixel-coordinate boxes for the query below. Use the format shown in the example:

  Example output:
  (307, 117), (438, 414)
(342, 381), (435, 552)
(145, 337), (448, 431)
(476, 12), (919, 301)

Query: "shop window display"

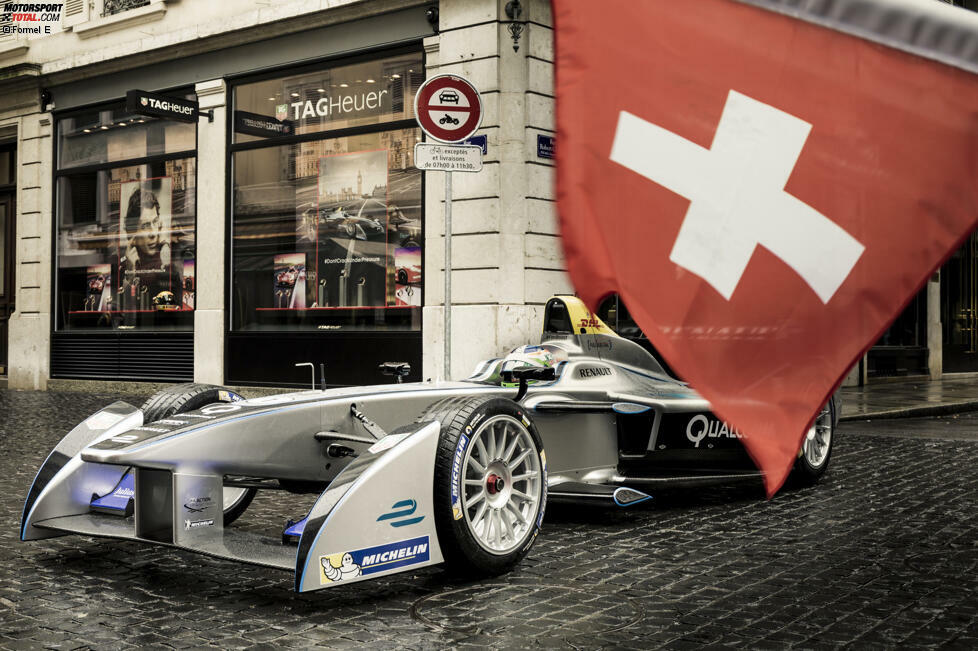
(231, 52), (423, 333)
(55, 100), (196, 331)
(232, 130), (421, 331)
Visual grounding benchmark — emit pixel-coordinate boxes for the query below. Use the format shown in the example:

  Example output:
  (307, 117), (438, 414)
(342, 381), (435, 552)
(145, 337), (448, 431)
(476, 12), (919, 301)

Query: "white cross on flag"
(553, 0), (978, 495)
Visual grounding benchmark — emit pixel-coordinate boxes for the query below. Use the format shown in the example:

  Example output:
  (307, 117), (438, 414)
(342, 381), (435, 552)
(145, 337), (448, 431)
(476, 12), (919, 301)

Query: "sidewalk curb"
(840, 400), (978, 422)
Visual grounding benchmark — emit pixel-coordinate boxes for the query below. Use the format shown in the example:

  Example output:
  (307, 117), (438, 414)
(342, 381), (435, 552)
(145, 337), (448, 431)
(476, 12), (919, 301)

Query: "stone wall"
(4, 86), (51, 389)
(0, 0), (572, 388)
(422, 0), (570, 380)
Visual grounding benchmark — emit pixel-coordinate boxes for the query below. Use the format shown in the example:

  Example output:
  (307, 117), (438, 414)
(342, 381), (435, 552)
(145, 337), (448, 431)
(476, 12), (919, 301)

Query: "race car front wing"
(21, 403), (445, 593)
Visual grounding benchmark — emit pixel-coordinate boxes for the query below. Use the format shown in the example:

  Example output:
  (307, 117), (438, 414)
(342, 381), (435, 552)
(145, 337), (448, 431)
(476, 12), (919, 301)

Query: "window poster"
(316, 149), (389, 308)
(273, 253), (307, 309)
(85, 264), (111, 311)
(394, 246), (421, 307)
(119, 177), (186, 311)
(182, 259), (195, 310)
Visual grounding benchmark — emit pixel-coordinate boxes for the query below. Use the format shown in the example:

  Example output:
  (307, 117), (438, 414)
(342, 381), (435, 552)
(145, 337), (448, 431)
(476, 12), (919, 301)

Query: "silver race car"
(21, 296), (838, 592)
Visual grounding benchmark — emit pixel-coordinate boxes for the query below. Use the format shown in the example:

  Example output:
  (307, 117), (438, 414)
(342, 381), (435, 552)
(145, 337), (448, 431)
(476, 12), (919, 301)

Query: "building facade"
(0, 0), (569, 390)
(0, 0), (976, 390)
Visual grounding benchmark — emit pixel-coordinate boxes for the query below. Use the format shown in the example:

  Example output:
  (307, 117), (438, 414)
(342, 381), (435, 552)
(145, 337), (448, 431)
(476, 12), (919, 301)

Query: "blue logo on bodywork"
(377, 499), (424, 527)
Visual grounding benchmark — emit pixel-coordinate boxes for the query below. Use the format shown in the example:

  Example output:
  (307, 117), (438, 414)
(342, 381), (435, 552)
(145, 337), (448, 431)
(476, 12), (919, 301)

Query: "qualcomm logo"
(610, 89), (864, 304)
(377, 499), (424, 528)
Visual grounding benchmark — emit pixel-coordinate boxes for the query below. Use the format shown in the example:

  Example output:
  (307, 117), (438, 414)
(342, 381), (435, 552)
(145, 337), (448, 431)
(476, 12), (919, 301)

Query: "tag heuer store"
(48, 8), (434, 387)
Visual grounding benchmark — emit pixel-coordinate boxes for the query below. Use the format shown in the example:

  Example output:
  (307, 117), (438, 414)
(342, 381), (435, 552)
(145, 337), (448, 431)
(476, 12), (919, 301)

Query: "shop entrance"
(942, 229), (978, 373)
(0, 144), (15, 375)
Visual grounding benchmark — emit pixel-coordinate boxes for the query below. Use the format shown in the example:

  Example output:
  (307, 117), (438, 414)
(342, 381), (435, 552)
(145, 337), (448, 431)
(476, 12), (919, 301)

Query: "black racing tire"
(419, 396), (547, 577)
(139, 383), (256, 526)
(396, 269), (408, 285)
(790, 393), (840, 486)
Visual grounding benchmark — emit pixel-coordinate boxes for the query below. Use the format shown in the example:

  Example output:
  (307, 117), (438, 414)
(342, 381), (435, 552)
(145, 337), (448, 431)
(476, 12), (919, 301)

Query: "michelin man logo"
(321, 553), (362, 582)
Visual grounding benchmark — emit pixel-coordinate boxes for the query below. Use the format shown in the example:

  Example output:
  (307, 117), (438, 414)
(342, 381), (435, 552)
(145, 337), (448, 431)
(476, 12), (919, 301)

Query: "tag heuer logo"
(275, 104), (288, 121)
(140, 97), (148, 106)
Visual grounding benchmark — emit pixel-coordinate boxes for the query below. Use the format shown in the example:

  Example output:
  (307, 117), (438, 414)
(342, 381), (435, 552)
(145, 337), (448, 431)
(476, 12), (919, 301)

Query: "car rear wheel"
(791, 393), (839, 485)
(140, 383), (257, 526)
(420, 396), (547, 576)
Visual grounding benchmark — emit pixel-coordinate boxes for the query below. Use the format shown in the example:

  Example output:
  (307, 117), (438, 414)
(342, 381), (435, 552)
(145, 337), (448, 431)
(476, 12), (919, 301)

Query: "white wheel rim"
(222, 487), (250, 512)
(460, 415), (542, 555)
(803, 404), (833, 468)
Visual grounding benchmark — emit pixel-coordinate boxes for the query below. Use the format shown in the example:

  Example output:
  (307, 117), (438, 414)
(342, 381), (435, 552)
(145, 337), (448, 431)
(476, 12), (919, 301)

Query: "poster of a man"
(120, 177), (180, 310)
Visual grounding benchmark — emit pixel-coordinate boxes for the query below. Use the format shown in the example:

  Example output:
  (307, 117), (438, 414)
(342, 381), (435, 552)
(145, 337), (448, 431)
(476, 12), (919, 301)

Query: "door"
(0, 143), (13, 373)
(942, 230), (978, 373)
(0, 192), (13, 374)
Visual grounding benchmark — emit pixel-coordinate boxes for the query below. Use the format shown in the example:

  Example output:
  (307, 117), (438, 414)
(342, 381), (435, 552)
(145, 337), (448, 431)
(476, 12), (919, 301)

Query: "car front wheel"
(791, 393), (839, 485)
(420, 396), (547, 576)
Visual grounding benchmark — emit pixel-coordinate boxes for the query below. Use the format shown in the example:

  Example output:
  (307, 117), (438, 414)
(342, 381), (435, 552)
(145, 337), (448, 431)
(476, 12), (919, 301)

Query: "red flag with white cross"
(552, 0), (978, 495)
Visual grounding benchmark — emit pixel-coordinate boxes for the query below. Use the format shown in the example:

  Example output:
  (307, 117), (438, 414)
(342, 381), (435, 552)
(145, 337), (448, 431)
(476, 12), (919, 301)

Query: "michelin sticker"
(451, 432), (471, 520)
(538, 449), (548, 528)
(319, 536), (430, 584)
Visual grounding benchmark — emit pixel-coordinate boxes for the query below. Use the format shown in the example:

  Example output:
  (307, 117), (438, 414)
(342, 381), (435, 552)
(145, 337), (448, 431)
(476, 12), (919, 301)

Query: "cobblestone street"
(3, 389), (978, 649)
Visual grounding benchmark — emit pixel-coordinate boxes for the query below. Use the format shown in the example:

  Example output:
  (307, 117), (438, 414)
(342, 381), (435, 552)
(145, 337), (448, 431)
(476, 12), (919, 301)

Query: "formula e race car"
(21, 296), (839, 592)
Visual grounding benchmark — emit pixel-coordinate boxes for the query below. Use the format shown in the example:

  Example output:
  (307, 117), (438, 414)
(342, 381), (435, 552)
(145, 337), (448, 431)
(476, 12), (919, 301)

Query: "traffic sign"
(415, 143), (483, 172)
(414, 74), (483, 143)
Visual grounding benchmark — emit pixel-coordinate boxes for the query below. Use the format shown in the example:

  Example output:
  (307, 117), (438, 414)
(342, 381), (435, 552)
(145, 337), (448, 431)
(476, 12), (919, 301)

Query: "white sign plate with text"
(414, 143), (483, 173)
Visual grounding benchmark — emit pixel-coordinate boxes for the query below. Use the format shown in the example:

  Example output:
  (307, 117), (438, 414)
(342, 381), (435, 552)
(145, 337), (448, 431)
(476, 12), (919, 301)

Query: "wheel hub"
(486, 474), (505, 494)
(484, 461), (513, 509)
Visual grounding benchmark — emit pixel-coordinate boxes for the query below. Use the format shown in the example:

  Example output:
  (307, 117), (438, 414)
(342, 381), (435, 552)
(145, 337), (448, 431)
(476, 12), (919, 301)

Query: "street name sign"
(414, 143), (483, 173)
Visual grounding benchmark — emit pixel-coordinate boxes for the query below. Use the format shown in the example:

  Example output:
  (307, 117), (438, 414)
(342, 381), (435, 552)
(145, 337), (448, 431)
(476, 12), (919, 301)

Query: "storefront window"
(231, 53), (422, 333)
(55, 101), (196, 332)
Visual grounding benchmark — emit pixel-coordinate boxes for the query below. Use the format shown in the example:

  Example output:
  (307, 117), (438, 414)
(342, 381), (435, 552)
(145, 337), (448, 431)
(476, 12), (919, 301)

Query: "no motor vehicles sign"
(414, 74), (483, 143)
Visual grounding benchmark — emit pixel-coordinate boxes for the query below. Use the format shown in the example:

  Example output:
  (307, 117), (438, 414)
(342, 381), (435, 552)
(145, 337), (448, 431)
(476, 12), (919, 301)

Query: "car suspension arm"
(348, 403), (388, 440)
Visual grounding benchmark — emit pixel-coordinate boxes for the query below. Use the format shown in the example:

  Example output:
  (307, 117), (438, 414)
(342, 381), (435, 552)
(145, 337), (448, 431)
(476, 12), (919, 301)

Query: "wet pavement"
(840, 374), (978, 420)
(3, 387), (978, 648)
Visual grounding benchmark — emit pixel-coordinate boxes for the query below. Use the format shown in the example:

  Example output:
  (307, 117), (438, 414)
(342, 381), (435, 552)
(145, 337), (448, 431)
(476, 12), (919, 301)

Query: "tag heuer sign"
(126, 90), (199, 123)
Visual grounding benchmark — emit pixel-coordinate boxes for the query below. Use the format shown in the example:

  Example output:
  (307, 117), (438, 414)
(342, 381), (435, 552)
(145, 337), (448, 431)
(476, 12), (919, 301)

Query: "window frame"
(226, 46), (425, 335)
(51, 89), (199, 334)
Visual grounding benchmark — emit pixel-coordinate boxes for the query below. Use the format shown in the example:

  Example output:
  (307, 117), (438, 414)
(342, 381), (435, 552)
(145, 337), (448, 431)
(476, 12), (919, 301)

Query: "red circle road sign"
(414, 74), (483, 143)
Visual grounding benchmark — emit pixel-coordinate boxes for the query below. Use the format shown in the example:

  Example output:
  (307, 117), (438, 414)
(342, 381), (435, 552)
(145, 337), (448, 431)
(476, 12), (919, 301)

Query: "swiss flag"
(553, 0), (978, 495)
